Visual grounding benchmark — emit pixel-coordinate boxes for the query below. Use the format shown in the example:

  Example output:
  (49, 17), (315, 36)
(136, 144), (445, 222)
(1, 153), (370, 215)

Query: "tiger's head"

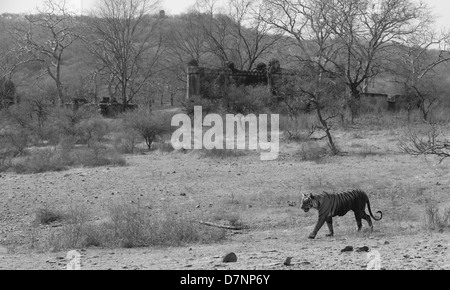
(301, 193), (319, 213)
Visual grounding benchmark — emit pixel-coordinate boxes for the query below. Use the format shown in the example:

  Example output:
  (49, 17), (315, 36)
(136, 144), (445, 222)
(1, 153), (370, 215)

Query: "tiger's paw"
(308, 234), (316, 239)
(326, 233), (334, 237)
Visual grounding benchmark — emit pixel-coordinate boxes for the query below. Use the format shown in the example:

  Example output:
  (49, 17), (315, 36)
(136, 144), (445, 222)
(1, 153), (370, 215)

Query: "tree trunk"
(316, 106), (339, 155)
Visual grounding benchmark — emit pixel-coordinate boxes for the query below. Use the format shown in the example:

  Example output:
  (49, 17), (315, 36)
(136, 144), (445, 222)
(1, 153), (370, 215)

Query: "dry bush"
(279, 114), (316, 142)
(46, 106), (100, 143)
(12, 145), (126, 174)
(12, 148), (73, 174)
(33, 207), (66, 226)
(296, 141), (329, 162)
(399, 123), (450, 163)
(121, 109), (174, 150)
(113, 129), (141, 154)
(153, 141), (175, 153)
(76, 117), (111, 146)
(47, 202), (226, 251)
(71, 144), (127, 168)
(424, 200), (450, 231)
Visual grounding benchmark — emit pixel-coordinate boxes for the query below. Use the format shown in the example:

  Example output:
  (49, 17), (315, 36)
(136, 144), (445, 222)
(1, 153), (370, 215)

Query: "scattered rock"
(341, 246), (354, 253)
(223, 252), (238, 263)
(283, 257), (293, 266)
(383, 240), (390, 245)
(180, 193), (186, 197)
(356, 246), (370, 253)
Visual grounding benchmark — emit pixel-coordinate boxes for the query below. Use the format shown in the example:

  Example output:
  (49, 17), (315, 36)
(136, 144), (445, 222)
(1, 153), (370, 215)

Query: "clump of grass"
(11, 145), (126, 174)
(33, 207), (66, 226)
(211, 209), (244, 228)
(296, 141), (328, 162)
(13, 149), (72, 174)
(154, 141), (175, 153)
(424, 200), (450, 231)
(47, 203), (226, 251)
(72, 144), (127, 168)
(200, 148), (247, 159)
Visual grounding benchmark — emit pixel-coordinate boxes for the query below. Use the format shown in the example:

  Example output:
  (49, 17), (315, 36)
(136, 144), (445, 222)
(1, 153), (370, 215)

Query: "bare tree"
(326, 0), (430, 121)
(393, 29), (450, 121)
(85, 0), (164, 110)
(399, 124), (450, 163)
(166, 13), (209, 68)
(261, 0), (430, 123)
(195, 0), (282, 70)
(8, 0), (78, 106)
(261, 0), (346, 154)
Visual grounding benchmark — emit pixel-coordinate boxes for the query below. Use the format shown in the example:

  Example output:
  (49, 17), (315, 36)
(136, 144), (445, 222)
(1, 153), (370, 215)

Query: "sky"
(0, 0), (449, 29)
(0, 0), (197, 15)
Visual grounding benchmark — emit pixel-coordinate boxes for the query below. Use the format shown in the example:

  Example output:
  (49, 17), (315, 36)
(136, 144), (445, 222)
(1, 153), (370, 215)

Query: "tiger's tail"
(367, 199), (382, 221)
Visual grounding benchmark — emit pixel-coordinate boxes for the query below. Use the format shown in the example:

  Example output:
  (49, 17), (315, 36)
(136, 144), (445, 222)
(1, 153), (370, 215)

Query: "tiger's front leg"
(308, 217), (327, 239)
(326, 217), (334, 237)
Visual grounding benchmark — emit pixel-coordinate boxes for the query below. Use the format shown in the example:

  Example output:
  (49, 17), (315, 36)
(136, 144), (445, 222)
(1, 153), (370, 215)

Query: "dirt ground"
(0, 128), (449, 270)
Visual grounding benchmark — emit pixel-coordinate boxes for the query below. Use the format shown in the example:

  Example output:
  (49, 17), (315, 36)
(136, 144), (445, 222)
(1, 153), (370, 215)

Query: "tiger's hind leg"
(326, 217), (334, 237)
(354, 211), (363, 232)
(362, 211), (373, 232)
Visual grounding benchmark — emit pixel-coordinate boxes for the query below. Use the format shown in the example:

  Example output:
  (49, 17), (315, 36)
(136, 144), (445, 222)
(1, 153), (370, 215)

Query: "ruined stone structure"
(186, 65), (268, 99)
(186, 60), (407, 112)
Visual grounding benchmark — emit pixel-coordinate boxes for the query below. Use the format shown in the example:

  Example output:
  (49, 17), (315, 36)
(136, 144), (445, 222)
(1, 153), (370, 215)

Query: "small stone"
(341, 246), (354, 253)
(356, 246), (370, 252)
(223, 252), (238, 263)
(283, 257), (293, 266)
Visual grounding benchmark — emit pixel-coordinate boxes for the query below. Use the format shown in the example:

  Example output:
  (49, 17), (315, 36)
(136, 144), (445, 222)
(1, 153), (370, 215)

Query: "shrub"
(279, 114), (316, 142)
(296, 141), (329, 162)
(47, 106), (100, 141)
(112, 125), (141, 154)
(33, 207), (65, 226)
(425, 200), (450, 231)
(121, 109), (174, 150)
(76, 117), (111, 146)
(13, 148), (72, 174)
(12, 145), (126, 174)
(72, 144), (127, 168)
(47, 203), (226, 250)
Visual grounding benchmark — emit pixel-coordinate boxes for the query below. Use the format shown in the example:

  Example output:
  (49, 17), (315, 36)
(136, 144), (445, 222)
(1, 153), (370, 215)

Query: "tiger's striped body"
(301, 189), (382, 239)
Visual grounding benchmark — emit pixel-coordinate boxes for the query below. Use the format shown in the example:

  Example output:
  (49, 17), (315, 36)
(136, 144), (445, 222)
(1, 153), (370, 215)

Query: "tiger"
(301, 189), (383, 239)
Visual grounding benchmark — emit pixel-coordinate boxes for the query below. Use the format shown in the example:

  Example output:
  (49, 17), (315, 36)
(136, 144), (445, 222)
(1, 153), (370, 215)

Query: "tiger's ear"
(309, 193), (315, 199)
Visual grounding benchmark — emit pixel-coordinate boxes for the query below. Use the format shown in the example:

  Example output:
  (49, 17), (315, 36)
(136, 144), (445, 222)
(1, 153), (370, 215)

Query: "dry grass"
(46, 202), (226, 251)
(424, 200), (450, 231)
(10, 145), (126, 174)
(33, 207), (66, 226)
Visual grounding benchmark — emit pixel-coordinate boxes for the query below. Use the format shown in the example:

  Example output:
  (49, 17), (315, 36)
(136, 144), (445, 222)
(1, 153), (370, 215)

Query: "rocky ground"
(0, 129), (449, 270)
